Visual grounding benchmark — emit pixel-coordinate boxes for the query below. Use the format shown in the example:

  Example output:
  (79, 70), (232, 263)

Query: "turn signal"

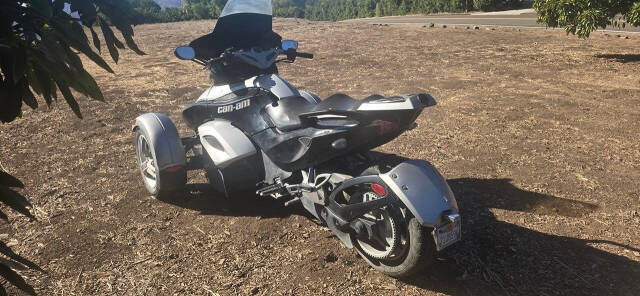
(370, 183), (386, 196)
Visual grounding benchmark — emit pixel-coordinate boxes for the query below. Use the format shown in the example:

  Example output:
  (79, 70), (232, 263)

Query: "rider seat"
(264, 94), (361, 132)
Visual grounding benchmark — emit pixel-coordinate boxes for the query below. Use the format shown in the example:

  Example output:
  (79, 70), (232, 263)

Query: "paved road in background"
(346, 12), (640, 33)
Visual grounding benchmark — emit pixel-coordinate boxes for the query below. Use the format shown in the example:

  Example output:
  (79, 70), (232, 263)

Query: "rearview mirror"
(281, 40), (298, 51)
(174, 46), (196, 60)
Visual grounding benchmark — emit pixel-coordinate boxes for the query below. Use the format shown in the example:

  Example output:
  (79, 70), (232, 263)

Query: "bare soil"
(1, 19), (639, 295)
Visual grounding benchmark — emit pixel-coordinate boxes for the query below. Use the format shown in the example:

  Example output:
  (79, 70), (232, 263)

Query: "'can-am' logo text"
(218, 99), (250, 113)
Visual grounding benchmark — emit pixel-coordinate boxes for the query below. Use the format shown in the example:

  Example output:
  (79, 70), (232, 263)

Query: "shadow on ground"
(402, 178), (640, 296)
(159, 178), (639, 295)
(595, 54), (640, 63)
(158, 183), (313, 220)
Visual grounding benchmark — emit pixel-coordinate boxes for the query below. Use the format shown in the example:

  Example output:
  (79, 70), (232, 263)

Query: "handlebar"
(201, 46), (313, 70)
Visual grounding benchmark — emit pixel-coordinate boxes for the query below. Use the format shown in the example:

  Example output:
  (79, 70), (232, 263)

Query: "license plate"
(433, 220), (461, 251)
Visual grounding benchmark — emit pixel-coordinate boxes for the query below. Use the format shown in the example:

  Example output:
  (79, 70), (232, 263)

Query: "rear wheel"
(351, 153), (437, 277)
(135, 129), (186, 198)
(353, 213), (436, 277)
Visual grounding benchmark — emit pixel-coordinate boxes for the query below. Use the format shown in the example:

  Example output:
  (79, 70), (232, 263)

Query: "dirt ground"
(1, 18), (639, 295)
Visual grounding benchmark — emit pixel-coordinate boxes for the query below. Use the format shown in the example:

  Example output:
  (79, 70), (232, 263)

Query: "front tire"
(135, 129), (186, 198)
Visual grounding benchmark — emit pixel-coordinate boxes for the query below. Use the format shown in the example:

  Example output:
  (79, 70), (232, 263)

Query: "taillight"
(370, 183), (386, 196)
(372, 120), (399, 135)
(164, 165), (184, 172)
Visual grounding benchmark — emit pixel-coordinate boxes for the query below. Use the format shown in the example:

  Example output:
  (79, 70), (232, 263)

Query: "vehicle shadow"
(401, 178), (640, 296)
(595, 53), (640, 63)
(158, 183), (313, 219)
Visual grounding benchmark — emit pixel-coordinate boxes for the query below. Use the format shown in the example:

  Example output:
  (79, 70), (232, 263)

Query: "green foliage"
(131, 0), (163, 23)
(0, 0), (144, 294)
(472, 0), (530, 11)
(1, 0), (144, 122)
(127, 0), (528, 23)
(473, 0), (500, 11)
(127, 0), (227, 22)
(534, 0), (640, 38)
(273, 0), (306, 18)
(304, 0), (473, 21)
(0, 170), (40, 295)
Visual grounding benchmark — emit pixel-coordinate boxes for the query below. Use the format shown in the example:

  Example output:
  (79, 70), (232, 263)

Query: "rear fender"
(379, 159), (458, 227)
(133, 113), (186, 171)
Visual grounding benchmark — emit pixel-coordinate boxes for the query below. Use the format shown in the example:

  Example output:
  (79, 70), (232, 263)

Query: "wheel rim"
(354, 192), (404, 260)
(137, 135), (157, 189)
(357, 210), (399, 259)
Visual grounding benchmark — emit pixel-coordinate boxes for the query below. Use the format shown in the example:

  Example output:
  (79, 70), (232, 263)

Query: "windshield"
(220, 0), (272, 17)
(188, 0), (278, 60)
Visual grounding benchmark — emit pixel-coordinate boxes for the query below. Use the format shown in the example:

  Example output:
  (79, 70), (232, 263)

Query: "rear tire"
(135, 129), (186, 198)
(354, 217), (436, 277)
(352, 152), (437, 277)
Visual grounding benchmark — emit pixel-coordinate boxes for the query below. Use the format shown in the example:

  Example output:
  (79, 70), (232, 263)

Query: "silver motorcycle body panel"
(133, 113), (186, 170)
(299, 90), (321, 104)
(197, 120), (256, 168)
(380, 159), (459, 227)
(197, 73), (300, 102)
(357, 98), (415, 111)
(357, 93), (436, 111)
(194, 73), (313, 171)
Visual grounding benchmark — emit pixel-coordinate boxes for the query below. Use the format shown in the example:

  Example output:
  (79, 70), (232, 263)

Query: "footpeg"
(256, 178), (285, 196)
(284, 197), (300, 207)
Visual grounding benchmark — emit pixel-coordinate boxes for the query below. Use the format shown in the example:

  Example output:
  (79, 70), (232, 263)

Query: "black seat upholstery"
(264, 94), (361, 132)
(316, 93), (361, 111)
(264, 96), (314, 131)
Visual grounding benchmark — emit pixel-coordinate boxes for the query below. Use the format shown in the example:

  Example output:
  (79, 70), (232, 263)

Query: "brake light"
(164, 165), (184, 172)
(372, 120), (399, 135)
(370, 183), (386, 196)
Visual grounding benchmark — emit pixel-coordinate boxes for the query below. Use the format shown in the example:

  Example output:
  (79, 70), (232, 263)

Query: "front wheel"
(135, 129), (186, 198)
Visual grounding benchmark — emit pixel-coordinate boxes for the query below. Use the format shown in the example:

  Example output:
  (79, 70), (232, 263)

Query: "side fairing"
(198, 120), (257, 168)
(184, 88), (273, 134)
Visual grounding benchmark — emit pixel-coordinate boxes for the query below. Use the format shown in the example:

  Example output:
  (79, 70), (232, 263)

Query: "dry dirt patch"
(1, 19), (639, 295)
